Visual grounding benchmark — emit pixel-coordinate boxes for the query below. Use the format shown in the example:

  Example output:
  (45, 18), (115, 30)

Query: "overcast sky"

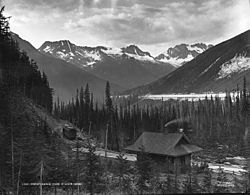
(2, 0), (250, 55)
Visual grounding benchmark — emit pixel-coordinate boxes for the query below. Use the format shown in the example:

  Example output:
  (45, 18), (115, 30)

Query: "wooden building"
(125, 131), (202, 173)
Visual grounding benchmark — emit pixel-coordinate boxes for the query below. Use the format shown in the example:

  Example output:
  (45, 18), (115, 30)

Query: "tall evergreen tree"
(84, 83), (90, 129)
(202, 168), (212, 193)
(135, 148), (154, 194)
(83, 138), (105, 195)
(214, 166), (229, 193)
(114, 152), (132, 193)
(105, 81), (113, 114)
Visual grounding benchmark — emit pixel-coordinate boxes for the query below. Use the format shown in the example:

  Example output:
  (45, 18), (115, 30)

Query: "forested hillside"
(55, 79), (250, 153)
(1, 4), (250, 194)
(11, 32), (124, 102)
(52, 77), (250, 193)
(0, 7), (70, 193)
(125, 30), (250, 96)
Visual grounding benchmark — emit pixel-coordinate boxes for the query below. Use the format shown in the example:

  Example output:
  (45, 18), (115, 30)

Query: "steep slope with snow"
(124, 30), (250, 95)
(39, 42), (158, 67)
(155, 43), (213, 67)
(11, 33), (124, 102)
(39, 40), (104, 68)
(217, 54), (250, 79)
(39, 42), (176, 89)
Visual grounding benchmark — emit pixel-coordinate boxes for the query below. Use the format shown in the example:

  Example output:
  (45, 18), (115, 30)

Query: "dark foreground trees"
(1, 4), (250, 194)
(135, 149), (154, 194)
(83, 138), (105, 194)
(0, 7), (54, 192)
(114, 152), (133, 193)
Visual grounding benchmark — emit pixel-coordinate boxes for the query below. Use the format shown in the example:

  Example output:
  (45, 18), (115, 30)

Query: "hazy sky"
(2, 0), (250, 55)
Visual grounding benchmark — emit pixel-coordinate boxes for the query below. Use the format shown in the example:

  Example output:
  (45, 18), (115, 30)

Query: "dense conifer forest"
(52, 75), (250, 193)
(0, 7), (57, 193)
(1, 6), (250, 194)
(54, 79), (250, 154)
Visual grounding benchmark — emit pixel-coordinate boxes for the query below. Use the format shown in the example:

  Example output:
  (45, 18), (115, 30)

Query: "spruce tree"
(214, 166), (229, 193)
(83, 138), (104, 194)
(135, 148), (154, 194)
(105, 81), (113, 114)
(159, 174), (174, 194)
(202, 168), (212, 193)
(182, 170), (201, 194)
(114, 152), (132, 193)
(84, 83), (90, 129)
(233, 173), (243, 193)
(183, 174), (192, 193)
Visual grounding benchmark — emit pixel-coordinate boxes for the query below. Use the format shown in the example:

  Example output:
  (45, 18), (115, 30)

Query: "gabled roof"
(125, 132), (202, 157)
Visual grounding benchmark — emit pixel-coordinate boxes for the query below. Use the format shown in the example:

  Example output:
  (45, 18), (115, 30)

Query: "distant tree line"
(54, 78), (249, 154)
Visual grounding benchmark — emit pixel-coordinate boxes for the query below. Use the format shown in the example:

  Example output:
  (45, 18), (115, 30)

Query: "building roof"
(125, 132), (202, 157)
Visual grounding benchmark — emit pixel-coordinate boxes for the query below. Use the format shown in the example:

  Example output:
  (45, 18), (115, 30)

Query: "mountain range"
(11, 33), (124, 102)
(125, 30), (250, 95)
(38, 41), (212, 89)
(11, 32), (214, 101)
(155, 43), (213, 67)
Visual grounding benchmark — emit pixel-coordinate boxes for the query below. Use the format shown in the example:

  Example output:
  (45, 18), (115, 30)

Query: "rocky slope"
(11, 33), (124, 102)
(124, 30), (250, 95)
(155, 43), (213, 67)
(39, 41), (176, 89)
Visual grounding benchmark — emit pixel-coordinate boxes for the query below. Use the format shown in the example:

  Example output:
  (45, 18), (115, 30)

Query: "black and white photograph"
(0, 0), (250, 194)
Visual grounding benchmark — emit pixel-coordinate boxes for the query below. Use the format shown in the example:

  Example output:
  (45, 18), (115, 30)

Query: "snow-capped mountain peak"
(39, 41), (161, 68)
(122, 45), (152, 57)
(41, 40), (74, 54)
(155, 43), (213, 67)
(39, 40), (105, 68)
(119, 45), (155, 62)
(39, 40), (212, 69)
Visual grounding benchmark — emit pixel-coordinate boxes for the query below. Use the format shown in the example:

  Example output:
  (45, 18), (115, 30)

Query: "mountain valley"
(124, 30), (250, 95)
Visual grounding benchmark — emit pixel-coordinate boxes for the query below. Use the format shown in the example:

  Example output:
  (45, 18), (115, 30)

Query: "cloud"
(62, 0), (239, 45)
(3, 0), (250, 55)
